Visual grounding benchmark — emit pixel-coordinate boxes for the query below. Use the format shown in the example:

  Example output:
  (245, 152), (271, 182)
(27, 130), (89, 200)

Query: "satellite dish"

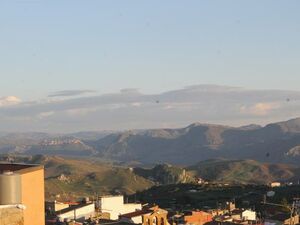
(267, 191), (276, 197)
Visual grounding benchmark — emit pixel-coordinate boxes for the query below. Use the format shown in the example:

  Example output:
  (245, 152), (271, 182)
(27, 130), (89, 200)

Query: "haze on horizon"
(0, 1), (300, 132)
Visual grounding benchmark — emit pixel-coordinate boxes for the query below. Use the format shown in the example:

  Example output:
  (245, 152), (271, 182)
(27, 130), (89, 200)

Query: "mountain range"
(1, 118), (300, 165)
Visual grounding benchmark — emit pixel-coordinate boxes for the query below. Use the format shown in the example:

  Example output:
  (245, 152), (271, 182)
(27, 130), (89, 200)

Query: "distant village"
(0, 163), (300, 225)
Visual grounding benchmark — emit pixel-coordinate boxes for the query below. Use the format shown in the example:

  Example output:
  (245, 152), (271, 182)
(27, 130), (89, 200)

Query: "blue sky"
(0, 1), (300, 131)
(0, 1), (300, 100)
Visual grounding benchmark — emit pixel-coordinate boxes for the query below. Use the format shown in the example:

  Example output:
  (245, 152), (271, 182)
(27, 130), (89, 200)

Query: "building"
(226, 202), (236, 212)
(196, 177), (206, 185)
(214, 208), (257, 224)
(97, 195), (142, 220)
(0, 163), (45, 225)
(270, 182), (281, 188)
(142, 206), (169, 225)
(46, 201), (81, 216)
(0, 204), (25, 225)
(207, 209), (228, 217)
(241, 210), (256, 221)
(183, 211), (213, 225)
(46, 201), (72, 214)
(119, 208), (153, 224)
(56, 203), (95, 222)
(119, 206), (169, 225)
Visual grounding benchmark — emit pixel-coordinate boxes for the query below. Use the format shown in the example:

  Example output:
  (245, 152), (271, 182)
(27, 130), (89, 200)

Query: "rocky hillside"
(134, 164), (195, 185)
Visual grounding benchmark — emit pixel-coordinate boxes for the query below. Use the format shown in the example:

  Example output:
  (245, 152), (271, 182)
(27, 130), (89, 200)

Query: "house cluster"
(170, 201), (259, 225)
(45, 195), (169, 225)
(269, 181), (300, 188)
(44, 197), (263, 225)
(1, 162), (299, 225)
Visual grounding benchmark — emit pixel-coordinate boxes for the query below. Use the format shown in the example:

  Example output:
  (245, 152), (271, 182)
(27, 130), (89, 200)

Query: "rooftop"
(98, 220), (136, 225)
(99, 195), (124, 199)
(120, 209), (152, 218)
(0, 204), (25, 209)
(0, 163), (43, 174)
(56, 203), (94, 215)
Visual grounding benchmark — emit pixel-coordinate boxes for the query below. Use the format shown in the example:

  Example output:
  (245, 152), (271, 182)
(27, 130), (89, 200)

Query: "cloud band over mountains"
(0, 85), (300, 132)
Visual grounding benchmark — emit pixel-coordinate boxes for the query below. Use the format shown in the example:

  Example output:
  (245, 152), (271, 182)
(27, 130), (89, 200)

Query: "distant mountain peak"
(267, 117), (300, 133)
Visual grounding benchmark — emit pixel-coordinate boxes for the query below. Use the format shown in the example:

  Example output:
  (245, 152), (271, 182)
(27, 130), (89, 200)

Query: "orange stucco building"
(0, 163), (45, 225)
(184, 211), (213, 225)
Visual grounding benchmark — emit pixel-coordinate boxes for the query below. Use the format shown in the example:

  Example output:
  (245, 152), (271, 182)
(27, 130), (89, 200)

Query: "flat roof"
(0, 163), (44, 174)
(120, 209), (152, 218)
(100, 195), (123, 198)
(99, 220), (136, 225)
(56, 203), (94, 215)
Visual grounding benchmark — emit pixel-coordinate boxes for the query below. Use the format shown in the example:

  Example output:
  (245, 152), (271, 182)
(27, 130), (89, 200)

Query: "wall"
(132, 216), (143, 224)
(284, 215), (299, 225)
(99, 196), (141, 220)
(184, 211), (213, 225)
(20, 167), (45, 225)
(58, 204), (95, 221)
(143, 211), (168, 225)
(120, 215), (144, 224)
(54, 203), (70, 212)
(100, 196), (124, 220)
(0, 206), (24, 225)
(123, 204), (142, 216)
(242, 210), (256, 221)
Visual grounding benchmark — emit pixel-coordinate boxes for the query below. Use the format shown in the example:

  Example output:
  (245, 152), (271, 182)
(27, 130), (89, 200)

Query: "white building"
(46, 201), (70, 213)
(98, 195), (142, 220)
(119, 209), (152, 224)
(57, 203), (95, 222)
(270, 182), (281, 188)
(242, 210), (256, 221)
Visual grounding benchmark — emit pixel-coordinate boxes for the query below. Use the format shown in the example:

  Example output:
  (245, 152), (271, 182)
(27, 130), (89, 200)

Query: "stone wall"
(0, 207), (24, 225)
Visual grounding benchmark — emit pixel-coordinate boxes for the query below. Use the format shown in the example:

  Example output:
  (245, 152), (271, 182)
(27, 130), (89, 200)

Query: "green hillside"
(3, 155), (154, 201)
(1, 155), (300, 201)
(188, 159), (297, 184)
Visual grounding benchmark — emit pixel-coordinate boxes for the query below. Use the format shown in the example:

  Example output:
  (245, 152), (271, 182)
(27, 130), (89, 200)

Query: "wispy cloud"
(48, 90), (96, 97)
(240, 102), (281, 116)
(0, 96), (21, 107)
(0, 85), (300, 132)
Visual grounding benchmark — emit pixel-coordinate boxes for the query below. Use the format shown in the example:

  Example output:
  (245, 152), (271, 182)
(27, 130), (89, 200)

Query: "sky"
(0, 1), (300, 132)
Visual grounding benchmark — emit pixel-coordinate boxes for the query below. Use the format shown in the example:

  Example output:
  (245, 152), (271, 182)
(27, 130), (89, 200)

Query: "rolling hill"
(1, 155), (300, 201)
(0, 155), (153, 201)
